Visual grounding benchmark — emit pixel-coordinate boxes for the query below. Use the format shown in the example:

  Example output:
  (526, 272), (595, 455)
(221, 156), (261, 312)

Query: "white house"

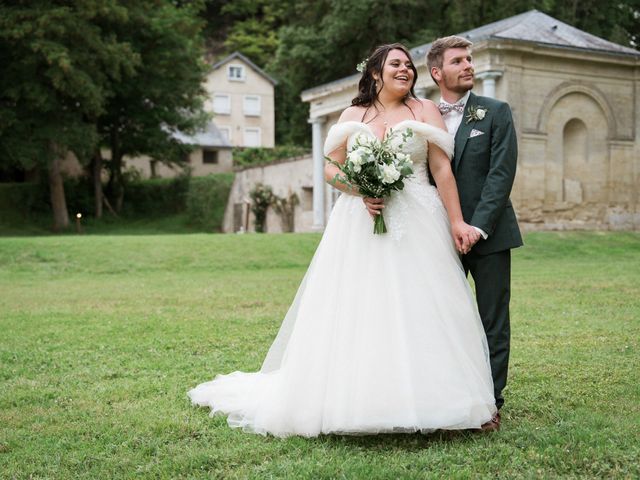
(124, 51), (277, 178)
(207, 51), (277, 148)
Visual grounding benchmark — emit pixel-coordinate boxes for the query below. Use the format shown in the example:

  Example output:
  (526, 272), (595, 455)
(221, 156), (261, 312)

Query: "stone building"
(300, 10), (640, 231)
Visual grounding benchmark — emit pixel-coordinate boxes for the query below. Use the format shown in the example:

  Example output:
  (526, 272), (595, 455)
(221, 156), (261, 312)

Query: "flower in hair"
(356, 58), (369, 73)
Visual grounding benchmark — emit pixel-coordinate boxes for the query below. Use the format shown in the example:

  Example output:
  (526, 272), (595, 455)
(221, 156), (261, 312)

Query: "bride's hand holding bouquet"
(327, 128), (414, 234)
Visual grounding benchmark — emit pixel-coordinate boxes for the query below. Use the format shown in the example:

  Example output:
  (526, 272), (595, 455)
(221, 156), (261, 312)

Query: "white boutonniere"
(466, 105), (488, 124)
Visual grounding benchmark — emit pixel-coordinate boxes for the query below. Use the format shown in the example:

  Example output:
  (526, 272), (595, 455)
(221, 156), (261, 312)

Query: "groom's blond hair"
(427, 36), (473, 84)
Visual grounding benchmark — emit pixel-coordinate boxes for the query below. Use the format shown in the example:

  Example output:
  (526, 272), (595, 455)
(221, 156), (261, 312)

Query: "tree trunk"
(48, 156), (69, 231)
(92, 150), (103, 218)
(110, 128), (125, 213)
(113, 153), (124, 213)
(150, 159), (158, 178)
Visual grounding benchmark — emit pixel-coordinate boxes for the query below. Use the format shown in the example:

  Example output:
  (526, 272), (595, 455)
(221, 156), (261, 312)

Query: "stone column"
(476, 71), (503, 99)
(309, 116), (326, 230)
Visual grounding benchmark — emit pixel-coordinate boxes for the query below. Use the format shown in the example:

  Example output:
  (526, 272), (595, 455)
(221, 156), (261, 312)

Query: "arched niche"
(562, 118), (588, 202)
(544, 92), (610, 208)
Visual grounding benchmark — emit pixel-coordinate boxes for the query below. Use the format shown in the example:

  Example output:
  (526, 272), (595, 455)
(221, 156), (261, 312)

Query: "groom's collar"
(439, 90), (471, 107)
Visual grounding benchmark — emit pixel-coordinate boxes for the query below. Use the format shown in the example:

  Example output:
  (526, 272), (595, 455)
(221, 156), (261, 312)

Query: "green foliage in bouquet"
(327, 128), (414, 234)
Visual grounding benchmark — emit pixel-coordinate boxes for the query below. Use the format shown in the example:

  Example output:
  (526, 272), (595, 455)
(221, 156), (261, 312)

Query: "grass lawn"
(0, 213), (207, 237)
(1, 231), (639, 479)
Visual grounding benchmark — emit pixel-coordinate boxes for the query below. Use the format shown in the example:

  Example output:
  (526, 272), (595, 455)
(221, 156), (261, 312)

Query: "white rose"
(380, 163), (400, 184)
(476, 108), (486, 120)
(347, 149), (366, 172)
(360, 148), (373, 163)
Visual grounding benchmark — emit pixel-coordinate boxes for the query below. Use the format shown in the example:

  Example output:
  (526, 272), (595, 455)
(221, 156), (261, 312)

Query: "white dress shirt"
(439, 91), (488, 240)
(439, 90), (470, 138)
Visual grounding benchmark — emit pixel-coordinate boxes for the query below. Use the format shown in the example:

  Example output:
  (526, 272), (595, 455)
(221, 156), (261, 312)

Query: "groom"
(428, 35), (523, 430)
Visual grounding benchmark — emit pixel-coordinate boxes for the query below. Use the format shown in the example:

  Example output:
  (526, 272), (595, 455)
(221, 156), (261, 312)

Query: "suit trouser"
(462, 249), (511, 410)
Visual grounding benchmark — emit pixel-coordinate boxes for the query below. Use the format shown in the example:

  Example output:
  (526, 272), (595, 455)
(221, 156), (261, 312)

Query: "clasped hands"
(362, 197), (480, 254)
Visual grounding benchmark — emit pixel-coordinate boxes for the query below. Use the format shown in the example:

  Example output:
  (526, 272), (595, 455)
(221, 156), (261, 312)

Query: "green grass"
(0, 213), (206, 237)
(1, 232), (639, 479)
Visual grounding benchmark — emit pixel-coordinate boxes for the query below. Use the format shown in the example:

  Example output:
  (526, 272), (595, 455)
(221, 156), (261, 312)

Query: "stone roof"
(212, 51), (278, 85)
(302, 10), (639, 99)
(411, 9), (640, 59)
(173, 122), (232, 149)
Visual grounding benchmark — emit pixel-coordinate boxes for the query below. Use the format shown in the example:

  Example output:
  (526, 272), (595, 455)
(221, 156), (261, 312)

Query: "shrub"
(64, 177), (95, 217)
(185, 173), (235, 231)
(122, 175), (190, 217)
(272, 191), (299, 233)
(248, 183), (274, 233)
(0, 183), (42, 221)
(233, 145), (309, 168)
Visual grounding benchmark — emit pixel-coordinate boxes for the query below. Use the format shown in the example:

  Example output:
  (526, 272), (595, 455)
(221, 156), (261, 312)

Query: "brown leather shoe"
(480, 412), (501, 432)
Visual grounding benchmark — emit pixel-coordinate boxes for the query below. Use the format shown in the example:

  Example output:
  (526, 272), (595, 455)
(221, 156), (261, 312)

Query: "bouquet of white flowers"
(328, 128), (414, 234)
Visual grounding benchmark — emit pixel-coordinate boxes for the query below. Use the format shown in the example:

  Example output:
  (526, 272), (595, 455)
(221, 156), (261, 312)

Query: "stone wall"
(223, 154), (331, 233)
(507, 47), (639, 231)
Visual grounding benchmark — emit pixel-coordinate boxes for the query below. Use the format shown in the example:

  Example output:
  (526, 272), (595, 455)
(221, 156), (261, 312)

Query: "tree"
(268, 0), (446, 144)
(0, 1), (210, 225)
(0, 1), (138, 230)
(96, 0), (209, 214)
(445, 0), (640, 48)
(201, 0), (638, 147)
(201, 0), (290, 66)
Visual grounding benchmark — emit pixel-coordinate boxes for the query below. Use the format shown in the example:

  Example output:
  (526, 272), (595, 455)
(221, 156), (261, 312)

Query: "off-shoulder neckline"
(336, 120), (446, 142)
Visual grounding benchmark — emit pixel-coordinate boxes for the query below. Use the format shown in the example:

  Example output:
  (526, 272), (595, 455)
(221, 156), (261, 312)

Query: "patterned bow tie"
(438, 101), (465, 115)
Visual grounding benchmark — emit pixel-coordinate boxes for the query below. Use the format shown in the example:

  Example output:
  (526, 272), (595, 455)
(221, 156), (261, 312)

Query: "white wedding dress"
(188, 120), (496, 437)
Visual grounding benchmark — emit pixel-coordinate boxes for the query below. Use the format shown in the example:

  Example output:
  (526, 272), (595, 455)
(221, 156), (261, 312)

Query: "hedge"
(0, 172), (235, 231)
(185, 173), (235, 231)
(233, 145), (309, 168)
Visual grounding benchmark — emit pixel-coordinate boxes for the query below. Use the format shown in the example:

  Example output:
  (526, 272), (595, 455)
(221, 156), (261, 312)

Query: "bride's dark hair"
(351, 43), (418, 111)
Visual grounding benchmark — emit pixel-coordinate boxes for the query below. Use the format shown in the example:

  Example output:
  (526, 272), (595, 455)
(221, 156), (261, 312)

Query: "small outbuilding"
(301, 10), (640, 231)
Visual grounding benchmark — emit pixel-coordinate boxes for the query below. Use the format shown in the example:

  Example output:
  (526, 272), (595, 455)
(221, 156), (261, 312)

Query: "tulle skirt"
(188, 182), (496, 437)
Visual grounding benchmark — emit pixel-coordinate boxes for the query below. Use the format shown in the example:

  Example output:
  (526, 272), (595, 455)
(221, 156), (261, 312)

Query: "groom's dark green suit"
(453, 91), (523, 410)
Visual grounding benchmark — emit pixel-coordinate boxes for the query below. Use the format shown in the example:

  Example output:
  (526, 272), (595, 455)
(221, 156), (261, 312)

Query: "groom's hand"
(363, 197), (384, 217)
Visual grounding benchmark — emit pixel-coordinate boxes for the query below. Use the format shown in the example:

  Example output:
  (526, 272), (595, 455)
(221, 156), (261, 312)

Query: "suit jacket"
(453, 92), (523, 255)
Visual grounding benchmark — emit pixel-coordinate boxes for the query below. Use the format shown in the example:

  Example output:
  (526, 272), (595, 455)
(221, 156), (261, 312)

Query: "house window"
(213, 94), (230, 114)
(227, 64), (245, 81)
(218, 126), (231, 143)
(203, 149), (219, 164)
(243, 95), (261, 116)
(244, 128), (261, 147)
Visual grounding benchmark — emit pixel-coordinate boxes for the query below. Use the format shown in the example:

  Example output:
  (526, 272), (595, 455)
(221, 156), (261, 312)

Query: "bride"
(188, 43), (497, 437)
